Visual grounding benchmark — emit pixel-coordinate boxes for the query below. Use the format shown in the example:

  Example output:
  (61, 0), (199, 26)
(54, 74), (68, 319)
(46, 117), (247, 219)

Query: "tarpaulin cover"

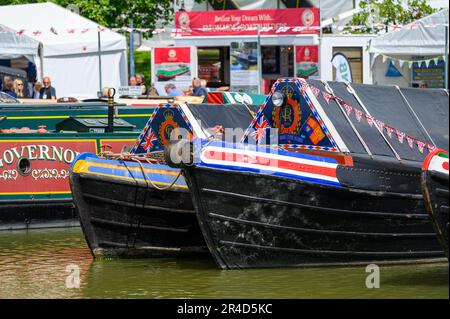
(351, 83), (435, 162)
(306, 79), (366, 154)
(399, 87), (449, 151)
(132, 103), (259, 154)
(325, 81), (395, 158)
(187, 103), (259, 137)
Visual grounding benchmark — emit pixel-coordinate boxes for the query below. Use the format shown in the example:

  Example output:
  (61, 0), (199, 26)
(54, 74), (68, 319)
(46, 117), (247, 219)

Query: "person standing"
(32, 82), (42, 99)
(164, 83), (184, 97)
(1, 76), (17, 98)
(192, 78), (207, 98)
(13, 79), (28, 98)
(129, 76), (137, 86)
(136, 73), (147, 95)
(40, 76), (57, 100)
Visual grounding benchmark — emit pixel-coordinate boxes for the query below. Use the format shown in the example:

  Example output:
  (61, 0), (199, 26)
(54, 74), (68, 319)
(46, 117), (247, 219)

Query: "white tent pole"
(98, 30), (103, 94)
(445, 25), (448, 90)
(257, 26), (262, 95)
(38, 43), (44, 81)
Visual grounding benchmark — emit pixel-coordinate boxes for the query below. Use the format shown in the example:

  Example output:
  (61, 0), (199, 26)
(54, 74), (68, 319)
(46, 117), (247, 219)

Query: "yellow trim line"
(6, 114), (152, 120)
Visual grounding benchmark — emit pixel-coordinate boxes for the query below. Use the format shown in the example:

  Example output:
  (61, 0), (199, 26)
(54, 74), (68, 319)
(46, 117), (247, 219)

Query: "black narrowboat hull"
(422, 170), (449, 258)
(69, 159), (208, 258)
(183, 156), (445, 269)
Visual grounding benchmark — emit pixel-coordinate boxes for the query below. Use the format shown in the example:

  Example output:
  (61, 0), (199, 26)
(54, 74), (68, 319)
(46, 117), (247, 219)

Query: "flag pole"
(257, 25), (262, 95)
(445, 24), (448, 90)
(98, 29), (103, 94)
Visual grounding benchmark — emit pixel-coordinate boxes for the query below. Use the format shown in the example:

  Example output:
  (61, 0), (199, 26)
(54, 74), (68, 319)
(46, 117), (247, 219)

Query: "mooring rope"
(99, 151), (182, 191)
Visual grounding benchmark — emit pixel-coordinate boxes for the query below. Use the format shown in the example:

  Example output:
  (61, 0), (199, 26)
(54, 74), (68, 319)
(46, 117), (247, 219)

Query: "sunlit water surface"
(0, 228), (447, 299)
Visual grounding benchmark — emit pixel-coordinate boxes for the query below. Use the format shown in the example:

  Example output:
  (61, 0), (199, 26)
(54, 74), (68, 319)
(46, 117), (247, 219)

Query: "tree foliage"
(346, 0), (436, 34)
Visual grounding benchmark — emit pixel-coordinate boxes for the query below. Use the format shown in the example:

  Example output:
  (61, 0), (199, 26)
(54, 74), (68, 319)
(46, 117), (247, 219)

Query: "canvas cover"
(243, 78), (449, 163)
(131, 103), (259, 154)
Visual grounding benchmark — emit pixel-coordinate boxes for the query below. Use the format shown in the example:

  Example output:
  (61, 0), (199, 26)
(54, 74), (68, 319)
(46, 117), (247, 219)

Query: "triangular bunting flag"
(343, 103), (353, 116)
(399, 60), (405, 68)
(408, 61), (414, 68)
(433, 57), (439, 65)
(417, 141), (426, 153)
(427, 144), (436, 153)
(424, 59), (430, 68)
(322, 91), (332, 104)
(365, 114), (374, 127)
(382, 55), (388, 63)
(311, 86), (320, 98)
(385, 126), (394, 138)
(375, 120), (385, 130)
(354, 109), (363, 122)
(396, 129), (405, 143)
(406, 136), (415, 149)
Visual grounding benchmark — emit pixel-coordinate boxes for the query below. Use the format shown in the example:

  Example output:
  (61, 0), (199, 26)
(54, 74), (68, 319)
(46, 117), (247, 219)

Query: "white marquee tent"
(369, 8), (449, 87)
(0, 24), (39, 61)
(0, 2), (128, 98)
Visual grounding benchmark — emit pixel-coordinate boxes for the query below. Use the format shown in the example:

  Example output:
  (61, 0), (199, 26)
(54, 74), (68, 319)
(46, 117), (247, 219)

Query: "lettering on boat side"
(177, 303), (273, 316)
(0, 144), (81, 168)
(0, 140), (97, 195)
(365, 264), (380, 289)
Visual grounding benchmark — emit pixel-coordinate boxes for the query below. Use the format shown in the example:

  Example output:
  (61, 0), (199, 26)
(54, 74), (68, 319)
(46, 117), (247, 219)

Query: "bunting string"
(2, 21), (448, 37)
(308, 84), (438, 155)
(380, 54), (445, 69)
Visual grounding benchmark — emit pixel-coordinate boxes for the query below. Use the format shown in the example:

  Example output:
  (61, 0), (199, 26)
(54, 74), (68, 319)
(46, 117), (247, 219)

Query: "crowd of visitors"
(0, 75), (56, 100)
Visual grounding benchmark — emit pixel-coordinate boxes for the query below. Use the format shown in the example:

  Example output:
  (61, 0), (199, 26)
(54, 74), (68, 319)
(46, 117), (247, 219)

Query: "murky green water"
(0, 227), (448, 299)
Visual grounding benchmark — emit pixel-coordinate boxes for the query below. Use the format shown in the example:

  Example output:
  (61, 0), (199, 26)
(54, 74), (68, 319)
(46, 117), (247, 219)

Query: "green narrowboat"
(0, 97), (159, 230)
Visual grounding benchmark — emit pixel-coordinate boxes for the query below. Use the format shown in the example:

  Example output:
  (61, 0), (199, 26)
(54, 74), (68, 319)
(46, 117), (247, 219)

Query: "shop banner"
(295, 46), (319, 78)
(175, 8), (319, 37)
(331, 53), (352, 82)
(412, 59), (445, 89)
(230, 42), (260, 94)
(153, 47), (193, 96)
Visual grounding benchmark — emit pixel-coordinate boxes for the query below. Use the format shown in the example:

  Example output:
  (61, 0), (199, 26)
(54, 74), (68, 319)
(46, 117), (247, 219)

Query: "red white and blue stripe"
(198, 142), (341, 187)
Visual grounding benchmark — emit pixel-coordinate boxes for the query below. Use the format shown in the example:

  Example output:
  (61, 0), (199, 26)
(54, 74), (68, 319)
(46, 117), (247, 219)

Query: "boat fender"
(164, 139), (194, 169)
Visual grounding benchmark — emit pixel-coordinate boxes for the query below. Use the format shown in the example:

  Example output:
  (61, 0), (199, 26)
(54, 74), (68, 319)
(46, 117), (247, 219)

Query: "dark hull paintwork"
(0, 201), (76, 230)
(70, 173), (208, 258)
(184, 157), (445, 269)
(422, 170), (449, 259)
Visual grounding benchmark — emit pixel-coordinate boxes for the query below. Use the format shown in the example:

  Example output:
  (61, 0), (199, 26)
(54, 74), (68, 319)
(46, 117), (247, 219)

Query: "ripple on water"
(0, 228), (448, 299)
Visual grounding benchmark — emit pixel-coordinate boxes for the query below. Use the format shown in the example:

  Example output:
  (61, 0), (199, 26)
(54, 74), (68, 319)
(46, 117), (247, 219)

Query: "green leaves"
(345, 0), (436, 34)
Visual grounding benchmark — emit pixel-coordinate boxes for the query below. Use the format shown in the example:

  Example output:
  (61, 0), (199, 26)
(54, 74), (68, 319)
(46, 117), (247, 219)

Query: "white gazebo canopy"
(0, 2), (128, 98)
(369, 8), (449, 56)
(0, 24), (40, 61)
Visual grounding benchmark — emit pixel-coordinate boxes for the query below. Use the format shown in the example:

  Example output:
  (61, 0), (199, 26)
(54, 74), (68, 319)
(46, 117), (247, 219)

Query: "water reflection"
(0, 228), (448, 299)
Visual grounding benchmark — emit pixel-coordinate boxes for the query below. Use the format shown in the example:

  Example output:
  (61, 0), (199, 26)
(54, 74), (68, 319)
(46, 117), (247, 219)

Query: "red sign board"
(295, 45), (319, 78)
(0, 140), (97, 195)
(296, 45), (319, 63)
(175, 8), (320, 37)
(154, 47), (191, 64)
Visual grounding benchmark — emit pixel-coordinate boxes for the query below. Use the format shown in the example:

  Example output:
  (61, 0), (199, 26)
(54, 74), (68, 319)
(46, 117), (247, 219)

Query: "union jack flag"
(141, 128), (158, 152)
(252, 115), (270, 143)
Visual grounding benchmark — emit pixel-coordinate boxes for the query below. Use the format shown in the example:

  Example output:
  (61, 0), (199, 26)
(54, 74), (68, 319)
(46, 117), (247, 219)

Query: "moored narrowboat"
(167, 78), (449, 269)
(421, 149), (449, 258)
(0, 95), (158, 230)
(69, 102), (259, 258)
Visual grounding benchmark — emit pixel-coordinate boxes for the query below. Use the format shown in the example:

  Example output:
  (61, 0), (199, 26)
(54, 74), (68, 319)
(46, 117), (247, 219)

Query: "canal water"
(0, 227), (448, 299)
